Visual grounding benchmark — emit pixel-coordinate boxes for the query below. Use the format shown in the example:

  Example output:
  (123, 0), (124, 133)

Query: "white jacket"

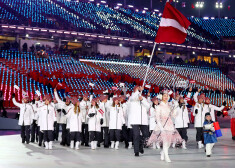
(87, 107), (103, 132)
(202, 104), (224, 122)
(12, 98), (34, 126)
(65, 104), (74, 129)
(65, 105), (83, 132)
(128, 91), (150, 125)
(99, 101), (112, 127)
(38, 104), (56, 131)
(54, 91), (67, 124)
(80, 99), (91, 124)
(109, 105), (125, 130)
(175, 104), (190, 128)
(193, 103), (205, 128)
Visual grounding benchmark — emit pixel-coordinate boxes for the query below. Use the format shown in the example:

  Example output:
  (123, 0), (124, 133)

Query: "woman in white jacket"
(38, 94), (56, 150)
(87, 98), (104, 150)
(109, 97), (125, 150)
(174, 97), (190, 149)
(64, 97), (82, 150)
(12, 93), (34, 144)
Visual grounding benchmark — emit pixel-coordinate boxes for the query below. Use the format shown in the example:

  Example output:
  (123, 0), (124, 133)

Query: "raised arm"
(12, 98), (22, 108)
(54, 88), (64, 104)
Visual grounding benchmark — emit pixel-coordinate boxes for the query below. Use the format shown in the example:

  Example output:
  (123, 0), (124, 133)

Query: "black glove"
(217, 111), (222, 117)
(57, 109), (62, 112)
(195, 109), (198, 114)
(222, 101), (227, 106)
(12, 93), (15, 98)
(88, 113), (95, 118)
(100, 118), (104, 125)
(62, 109), (66, 115)
(90, 89), (93, 95)
(32, 99), (35, 104)
(33, 119), (37, 125)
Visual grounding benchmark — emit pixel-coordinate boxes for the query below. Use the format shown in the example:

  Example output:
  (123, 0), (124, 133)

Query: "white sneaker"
(172, 143), (176, 148)
(128, 142), (132, 149)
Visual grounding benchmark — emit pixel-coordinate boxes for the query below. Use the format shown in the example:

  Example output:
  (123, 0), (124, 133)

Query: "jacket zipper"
(140, 101), (142, 125)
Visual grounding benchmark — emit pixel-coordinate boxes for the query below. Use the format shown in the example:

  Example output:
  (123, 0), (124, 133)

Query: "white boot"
(70, 141), (74, 149)
(94, 141), (97, 149)
(172, 143), (176, 148)
(111, 141), (115, 149)
(198, 141), (203, 149)
(128, 142), (132, 149)
(163, 146), (171, 163)
(182, 141), (187, 149)
(115, 141), (119, 150)
(156, 143), (160, 149)
(75, 141), (80, 150)
(160, 150), (164, 161)
(45, 142), (49, 150)
(49, 141), (53, 150)
(91, 141), (95, 150)
(152, 142), (156, 149)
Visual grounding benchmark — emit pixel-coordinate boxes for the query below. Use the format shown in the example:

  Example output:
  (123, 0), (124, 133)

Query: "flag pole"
(142, 42), (157, 87)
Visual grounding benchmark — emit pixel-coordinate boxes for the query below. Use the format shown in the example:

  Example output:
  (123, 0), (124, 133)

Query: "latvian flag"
(98, 109), (104, 115)
(155, 1), (191, 44)
(184, 96), (190, 101)
(189, 79), (196, 83)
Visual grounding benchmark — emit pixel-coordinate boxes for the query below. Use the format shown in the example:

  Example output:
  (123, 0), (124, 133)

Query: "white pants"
(206, 143), (214, 156)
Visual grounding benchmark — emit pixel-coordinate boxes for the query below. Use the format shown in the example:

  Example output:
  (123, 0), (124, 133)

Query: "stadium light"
(26, 34), (29, 37)
(192, 51), (195, 54)
(119, 43), (123, 47)
(154, 9), (159, 12)
(100, 1), (106, 4)
(117, 3), (122, 6)
(144, 7), (148, 10)
(128, 5), (134, 8)
(195, 1), (204, 8)
(216, 2), (223, 8)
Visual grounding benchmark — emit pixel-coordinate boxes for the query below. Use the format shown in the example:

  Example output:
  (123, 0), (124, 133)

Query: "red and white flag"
(98, 109), (104, 115)
(184, 97), (190, 101)
(112, 86), (118, 90)
(189, 79), (195, 83)
(155, 2), (191, 44)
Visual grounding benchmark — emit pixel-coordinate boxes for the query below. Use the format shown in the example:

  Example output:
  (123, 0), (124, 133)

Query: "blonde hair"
(74, 103), (80, 114)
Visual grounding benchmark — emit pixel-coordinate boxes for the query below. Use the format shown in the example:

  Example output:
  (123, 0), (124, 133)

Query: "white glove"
(210, 127), (215, 132)
(204, 124), (212, 130)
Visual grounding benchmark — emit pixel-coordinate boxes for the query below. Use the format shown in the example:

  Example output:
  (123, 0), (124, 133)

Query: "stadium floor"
(0, 129), (234, 168)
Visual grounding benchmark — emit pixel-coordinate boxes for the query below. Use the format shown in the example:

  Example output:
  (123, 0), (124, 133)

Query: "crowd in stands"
(0, 0), (233, 50)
